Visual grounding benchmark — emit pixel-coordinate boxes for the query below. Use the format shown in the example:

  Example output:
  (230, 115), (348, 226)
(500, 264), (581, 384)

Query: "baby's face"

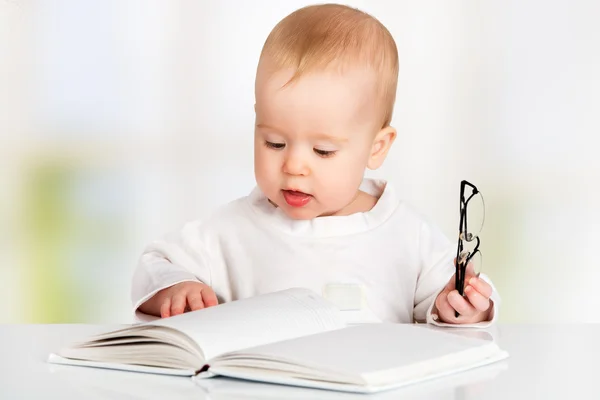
(254, 62), (382, 219)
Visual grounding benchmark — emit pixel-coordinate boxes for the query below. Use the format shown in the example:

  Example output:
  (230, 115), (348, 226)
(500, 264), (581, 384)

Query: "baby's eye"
(314, 148), (337, 157)
(265, 141), (285, 150)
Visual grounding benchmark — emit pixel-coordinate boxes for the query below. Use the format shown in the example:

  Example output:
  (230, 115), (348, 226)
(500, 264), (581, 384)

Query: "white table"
(1, 324), (598, 399)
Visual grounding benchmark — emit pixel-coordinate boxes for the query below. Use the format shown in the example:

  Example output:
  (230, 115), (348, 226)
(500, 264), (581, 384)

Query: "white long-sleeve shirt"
(131, 179), (499, 327)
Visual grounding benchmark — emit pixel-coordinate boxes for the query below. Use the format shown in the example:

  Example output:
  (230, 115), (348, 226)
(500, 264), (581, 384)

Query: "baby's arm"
(131, 220), (216, 320)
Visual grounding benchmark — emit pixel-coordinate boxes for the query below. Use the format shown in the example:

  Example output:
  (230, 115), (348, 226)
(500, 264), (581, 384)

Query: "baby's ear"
(367, 126), (396, 170)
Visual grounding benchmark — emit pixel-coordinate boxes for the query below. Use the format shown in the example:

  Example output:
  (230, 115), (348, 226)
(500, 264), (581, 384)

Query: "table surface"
(1, 323), (598, 399)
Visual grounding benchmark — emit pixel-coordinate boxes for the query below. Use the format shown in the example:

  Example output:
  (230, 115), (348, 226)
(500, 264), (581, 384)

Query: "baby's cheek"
(324, 161), (364, 193)
(319, 182), (358, 209)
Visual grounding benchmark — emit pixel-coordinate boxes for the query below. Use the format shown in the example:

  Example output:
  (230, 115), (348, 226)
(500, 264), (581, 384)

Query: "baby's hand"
(434, 265), (493, 324)
(150, 281), (218, 318)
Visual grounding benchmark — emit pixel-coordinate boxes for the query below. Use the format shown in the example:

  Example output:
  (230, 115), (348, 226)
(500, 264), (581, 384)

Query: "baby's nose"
(282, 152), (310, 176)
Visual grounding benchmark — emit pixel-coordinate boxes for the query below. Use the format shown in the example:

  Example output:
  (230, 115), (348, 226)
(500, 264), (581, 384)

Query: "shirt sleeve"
(413, 220), (455, 323)
(130, 219), (213, 321)
(412, 219), (501, 328)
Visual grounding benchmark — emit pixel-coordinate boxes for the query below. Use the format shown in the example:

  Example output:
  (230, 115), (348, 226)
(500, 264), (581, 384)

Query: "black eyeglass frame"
(454, 180), (483, 318)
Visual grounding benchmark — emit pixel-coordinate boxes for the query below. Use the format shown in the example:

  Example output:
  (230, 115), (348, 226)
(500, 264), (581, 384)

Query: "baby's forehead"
(255, 65), (381, 132)
(256, 59), (379, 96)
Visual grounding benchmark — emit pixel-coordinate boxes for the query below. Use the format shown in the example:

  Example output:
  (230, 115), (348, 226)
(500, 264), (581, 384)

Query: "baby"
(132, 4), (499, 327)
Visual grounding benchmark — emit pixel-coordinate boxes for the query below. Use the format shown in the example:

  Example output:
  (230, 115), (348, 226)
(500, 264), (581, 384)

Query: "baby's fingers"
(435, 291), (456, 322)
(170, 293), (186, 316)
(201, 287), (218, 307)
(466, 276), (492, 299)
(448, 290), (478, 318)
(464, 285), (491, 312)
(160, 297), (171, 318)
(187, 292), (205, 311)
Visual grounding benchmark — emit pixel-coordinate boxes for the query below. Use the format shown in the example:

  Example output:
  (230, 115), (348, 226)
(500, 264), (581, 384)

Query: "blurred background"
(1, 0), (598, 324)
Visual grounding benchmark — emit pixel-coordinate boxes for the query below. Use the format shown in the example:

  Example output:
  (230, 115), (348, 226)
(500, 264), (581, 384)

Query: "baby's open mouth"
(282, 190), (312, 207)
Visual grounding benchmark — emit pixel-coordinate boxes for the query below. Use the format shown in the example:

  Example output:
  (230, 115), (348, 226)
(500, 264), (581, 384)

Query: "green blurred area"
(19, 159), (130, 323)
(22, 163), (82, 322)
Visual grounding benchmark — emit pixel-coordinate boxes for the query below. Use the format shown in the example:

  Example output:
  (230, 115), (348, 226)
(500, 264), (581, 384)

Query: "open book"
(48, 288), (508, 394)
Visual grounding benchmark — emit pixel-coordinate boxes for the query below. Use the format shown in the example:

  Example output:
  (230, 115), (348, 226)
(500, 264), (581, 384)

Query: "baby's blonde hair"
(258, 3), (399, 128)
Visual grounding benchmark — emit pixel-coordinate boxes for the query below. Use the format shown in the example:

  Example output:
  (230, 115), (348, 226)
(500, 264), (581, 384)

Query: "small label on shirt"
(322, 283), (364, 311)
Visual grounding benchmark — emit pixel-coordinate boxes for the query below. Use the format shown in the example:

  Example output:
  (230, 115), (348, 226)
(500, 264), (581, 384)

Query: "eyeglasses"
(455, 180), (485, 318)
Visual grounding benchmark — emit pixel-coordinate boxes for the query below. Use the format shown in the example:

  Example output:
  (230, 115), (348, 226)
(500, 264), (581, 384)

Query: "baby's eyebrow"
(310, 132), (349, 144)
(256, 123), (280, 131)
(256, 124), (348, 143)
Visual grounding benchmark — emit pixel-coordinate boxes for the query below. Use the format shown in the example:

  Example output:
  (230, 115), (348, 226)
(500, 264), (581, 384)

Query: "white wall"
(1, 0), (598, 323)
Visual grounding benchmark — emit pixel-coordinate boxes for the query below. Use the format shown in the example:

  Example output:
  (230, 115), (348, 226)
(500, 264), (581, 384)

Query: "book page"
(148, 288), (345, 361)
(210, 323), (507, 390)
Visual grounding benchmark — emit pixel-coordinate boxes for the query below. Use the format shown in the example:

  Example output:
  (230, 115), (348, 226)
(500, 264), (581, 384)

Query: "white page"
(47, 353), (197, 376)
(148, 288), (345, 361)
(194, 360), (507, 399)
(211, 323), (507, 389)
